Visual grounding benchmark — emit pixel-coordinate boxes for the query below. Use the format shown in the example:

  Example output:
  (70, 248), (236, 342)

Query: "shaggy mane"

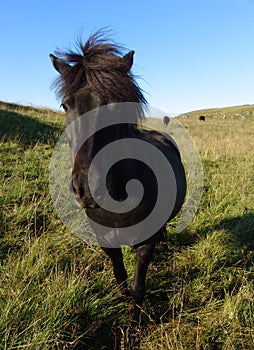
(52, 30), (147, 120)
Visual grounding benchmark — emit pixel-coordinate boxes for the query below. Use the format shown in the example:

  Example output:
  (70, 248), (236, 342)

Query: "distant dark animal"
(50, 30), (186, 329)
(163, 115), (170, 126)
(199, 115), (206, 121)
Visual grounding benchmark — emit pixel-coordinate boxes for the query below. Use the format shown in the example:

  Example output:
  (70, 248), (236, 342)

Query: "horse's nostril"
(72, 180), (78, 195)
(71, 177), (84, 198)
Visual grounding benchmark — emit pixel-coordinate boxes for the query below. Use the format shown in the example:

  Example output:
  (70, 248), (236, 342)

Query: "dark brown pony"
(50, 30), (186, 328)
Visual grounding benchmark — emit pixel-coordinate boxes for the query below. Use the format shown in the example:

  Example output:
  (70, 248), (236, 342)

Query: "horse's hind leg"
(131, 239), (156, 323)
(101, 247), (128, 293)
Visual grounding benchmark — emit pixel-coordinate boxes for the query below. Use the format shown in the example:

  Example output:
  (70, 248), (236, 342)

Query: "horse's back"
(139, 129), (180, 158)
(138, 129), (186, 219)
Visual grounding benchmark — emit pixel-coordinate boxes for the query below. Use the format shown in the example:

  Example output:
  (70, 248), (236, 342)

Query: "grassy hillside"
(177, 104), (254, 120)
(0, 101), (254, 349)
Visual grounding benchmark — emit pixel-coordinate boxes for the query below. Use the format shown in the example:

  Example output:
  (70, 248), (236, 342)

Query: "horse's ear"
(49, 54), (71, 75)
(122, 50), (134, 72)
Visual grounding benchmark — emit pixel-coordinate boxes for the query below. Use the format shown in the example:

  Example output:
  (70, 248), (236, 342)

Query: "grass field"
(0, 101), (254, 349)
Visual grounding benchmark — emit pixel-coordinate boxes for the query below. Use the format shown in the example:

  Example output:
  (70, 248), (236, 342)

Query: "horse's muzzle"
(69, 179), (100, 209)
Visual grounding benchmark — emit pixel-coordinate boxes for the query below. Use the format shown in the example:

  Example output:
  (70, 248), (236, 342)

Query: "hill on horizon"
(177, 104), (254, 120)
(1, 100), (254, 121)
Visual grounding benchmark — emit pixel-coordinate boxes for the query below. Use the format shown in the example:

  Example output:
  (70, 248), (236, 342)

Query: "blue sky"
(1, 0), (254, 115)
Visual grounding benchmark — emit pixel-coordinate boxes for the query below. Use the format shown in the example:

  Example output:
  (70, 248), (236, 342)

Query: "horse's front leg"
(101, 247), (128, 293)
(131, 239), (156, 324)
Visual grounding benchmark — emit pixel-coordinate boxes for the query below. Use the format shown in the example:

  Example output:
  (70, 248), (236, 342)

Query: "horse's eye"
(61, 103), (68, 112)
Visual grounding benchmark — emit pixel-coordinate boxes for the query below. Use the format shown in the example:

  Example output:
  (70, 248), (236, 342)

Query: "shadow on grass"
(64, 308), (135, 350)
(78, 322), (122, 350)
(143, 211), (254, 322)
(0, 107), (63, 261)
(212, 211), (254, 250)
(0, 107), (61, 148)
(65, 212), (254, 349)
(167, 211), (254, 251)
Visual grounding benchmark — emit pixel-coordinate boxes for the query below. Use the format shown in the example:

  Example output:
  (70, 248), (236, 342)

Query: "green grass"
(0, 102), (254, 349)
